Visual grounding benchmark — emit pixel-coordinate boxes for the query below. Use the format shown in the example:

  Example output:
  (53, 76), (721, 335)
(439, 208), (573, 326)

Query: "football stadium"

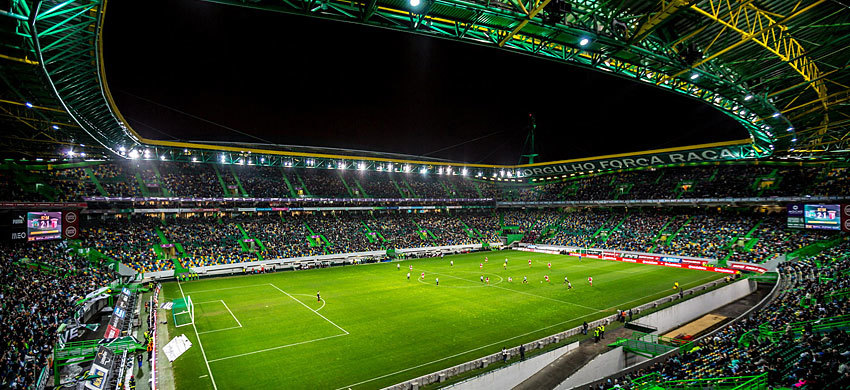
(2, 0), (850, 389)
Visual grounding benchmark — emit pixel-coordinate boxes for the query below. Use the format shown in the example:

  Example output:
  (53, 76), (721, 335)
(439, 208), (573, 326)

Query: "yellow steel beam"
(785, 87), (850, 121)
(631, 0), (695, 43)
(497, 0), (552, 47)
(0, 98), (66, 113)
(0, 53), (39, 65)
(665, 0), (825, 81)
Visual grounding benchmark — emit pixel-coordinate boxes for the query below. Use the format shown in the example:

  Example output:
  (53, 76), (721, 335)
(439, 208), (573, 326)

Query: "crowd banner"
(515, 141), (756, 177)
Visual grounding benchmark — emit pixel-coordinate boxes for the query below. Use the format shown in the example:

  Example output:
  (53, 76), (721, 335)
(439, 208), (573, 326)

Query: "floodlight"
(25, 102), (33, 108)
(772, 112), (780, 118)
(410, 0), (420, 6)
(689, 73), (700, 80)
(52, 125), (59, 130)
(579, 38), (589, 46)
(129, 150), (139, 159)
(744, 94), (753, 101)
(160, 155), (166, 161)
(787, 127), (794, 132)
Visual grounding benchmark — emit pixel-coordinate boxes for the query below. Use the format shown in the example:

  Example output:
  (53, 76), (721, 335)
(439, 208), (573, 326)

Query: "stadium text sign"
(518, 145), (749, 177)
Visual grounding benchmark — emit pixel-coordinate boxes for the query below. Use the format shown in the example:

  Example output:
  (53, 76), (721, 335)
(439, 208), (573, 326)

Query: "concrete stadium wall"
(553, 347), (649, 390)
(142, 242), (503, 280)
(636, 278), (756, 334)
(383, 276), (731, 390)
(444, 342), (580, 390)
(556, 278), (762, 389)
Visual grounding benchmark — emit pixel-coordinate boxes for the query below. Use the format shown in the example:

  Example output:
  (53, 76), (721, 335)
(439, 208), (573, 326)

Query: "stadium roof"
(0, 0), (848, 166)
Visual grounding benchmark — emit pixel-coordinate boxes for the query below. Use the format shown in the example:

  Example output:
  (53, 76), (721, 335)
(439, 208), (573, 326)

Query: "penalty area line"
(207, 333), (348, 363)
(177, 280), (218, 390)
(268, 284), (349, 335)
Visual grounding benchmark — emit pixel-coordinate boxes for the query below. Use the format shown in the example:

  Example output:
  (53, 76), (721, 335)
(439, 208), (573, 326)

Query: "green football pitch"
(160, 251), (723, 389)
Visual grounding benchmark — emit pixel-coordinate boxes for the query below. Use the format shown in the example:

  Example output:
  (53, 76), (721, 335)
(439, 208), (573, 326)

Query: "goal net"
(172, 296), (194, 328)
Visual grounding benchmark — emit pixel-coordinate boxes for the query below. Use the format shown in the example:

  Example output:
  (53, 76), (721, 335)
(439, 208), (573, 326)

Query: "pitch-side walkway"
(512, 326), (632, 390)
(513, 283), (773, 390)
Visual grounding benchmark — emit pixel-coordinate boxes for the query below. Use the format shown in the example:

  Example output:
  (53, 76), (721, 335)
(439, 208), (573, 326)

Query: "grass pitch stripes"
(162, 251), (723, 389)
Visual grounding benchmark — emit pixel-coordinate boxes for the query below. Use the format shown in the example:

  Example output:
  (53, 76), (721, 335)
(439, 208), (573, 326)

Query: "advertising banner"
(83, 346), (115, 390)
(843, 204), (850, 232)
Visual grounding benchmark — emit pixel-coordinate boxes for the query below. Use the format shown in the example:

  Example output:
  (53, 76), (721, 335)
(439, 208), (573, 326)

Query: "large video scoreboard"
(788, 203), (850, 231)
(0, 209), (80, 242)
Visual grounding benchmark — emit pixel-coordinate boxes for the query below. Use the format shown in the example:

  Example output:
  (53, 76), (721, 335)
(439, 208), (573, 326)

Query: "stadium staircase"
(133, 172), (151, 197)
(336, 172), (357, 197)
(278, 167), (299, 197)
(648, 217), (675, 252)
(787, 235), (846, 261)
(228, 166), (249, 197)
(303, 221), (330, 253)
(83, 167), (108, 196)
(389, 178), (408, 198)
(472, 181), (485, 198)
(293, 171), (312, 197)
(399, 178), (418, 198)
(236, 223), (264, 260)
(608, 331), (690, 358)
(612, 182), (633, 200)
(457, 217), (480, 240)
(595, 214), (629, 243)
(154, 225), (191, 275)
(360, 221), (378, 245)
(211, 165), (231, 195)
(352, 178), (369, 198)
(659, 216), (692, 249)
(149, 165), (172, 196)
(411, 218), (435, 241)
(721, 221), (763, 264)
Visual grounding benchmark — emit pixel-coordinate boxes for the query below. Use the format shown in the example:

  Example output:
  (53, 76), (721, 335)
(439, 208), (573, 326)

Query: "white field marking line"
(183, 284), (270, 294)
(193, 300), (243, 333)
(207, 333), (348, 363)
(220, 300), (242, 328)
(333, 304), (613, 390)
(335, 273), (723, 390)
(197, 326), (242, 335)
(291, 293), (327, 311)
(268, 283), (349, 335)
(177, 281), (218, 390)
(421, 269), (599, 311)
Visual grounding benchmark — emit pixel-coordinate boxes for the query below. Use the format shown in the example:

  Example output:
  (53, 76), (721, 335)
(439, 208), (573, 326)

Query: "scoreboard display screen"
(26, 212), (62, 241)
(803, 204), (841, 230)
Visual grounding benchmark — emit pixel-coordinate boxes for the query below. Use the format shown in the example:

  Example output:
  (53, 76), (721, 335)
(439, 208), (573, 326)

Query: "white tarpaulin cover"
(163, 334), (192, 362)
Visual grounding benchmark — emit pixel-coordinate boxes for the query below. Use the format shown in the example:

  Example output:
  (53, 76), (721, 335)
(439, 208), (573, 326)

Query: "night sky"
(102, 0), (744, 165)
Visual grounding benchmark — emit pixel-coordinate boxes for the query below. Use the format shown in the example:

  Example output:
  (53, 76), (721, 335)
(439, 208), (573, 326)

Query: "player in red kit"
(588, 276), (593, 287)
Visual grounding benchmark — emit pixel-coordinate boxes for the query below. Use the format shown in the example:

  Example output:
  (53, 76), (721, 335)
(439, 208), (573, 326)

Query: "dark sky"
(102, 0), (744, 165)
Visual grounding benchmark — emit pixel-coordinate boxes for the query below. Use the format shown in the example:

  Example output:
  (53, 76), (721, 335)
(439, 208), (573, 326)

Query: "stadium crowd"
(0, 241), (113, 389)
(1, 161), (846, 202)
(606, 240), (850, 390)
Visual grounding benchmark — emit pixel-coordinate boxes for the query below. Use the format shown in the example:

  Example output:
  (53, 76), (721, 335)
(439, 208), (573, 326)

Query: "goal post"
(172, 296), (194, 328)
